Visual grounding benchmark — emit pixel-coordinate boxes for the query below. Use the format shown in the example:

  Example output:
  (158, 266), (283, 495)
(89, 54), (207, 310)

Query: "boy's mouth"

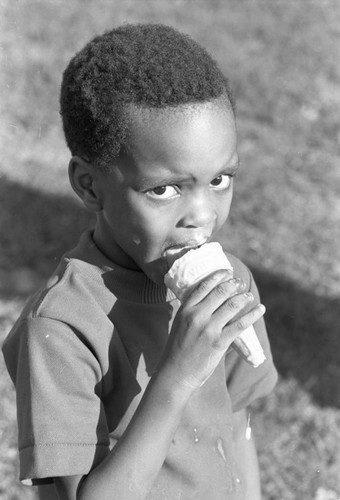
(163, 238), (210, 269)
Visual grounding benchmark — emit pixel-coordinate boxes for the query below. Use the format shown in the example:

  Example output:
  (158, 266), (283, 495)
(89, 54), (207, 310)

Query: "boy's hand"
(161, 270), (265, 391)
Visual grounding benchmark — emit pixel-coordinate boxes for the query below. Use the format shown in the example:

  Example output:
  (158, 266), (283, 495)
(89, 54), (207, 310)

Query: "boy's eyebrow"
(135, 155), (240, 189)
(135, 173), (188, 189)
(218, 154), (240, 174)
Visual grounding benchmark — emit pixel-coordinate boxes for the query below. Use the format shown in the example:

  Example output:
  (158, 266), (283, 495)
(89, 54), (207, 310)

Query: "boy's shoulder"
(1, 232), (117, 359)
(2, 231), (121, 381)
(25, 231), (115, 323)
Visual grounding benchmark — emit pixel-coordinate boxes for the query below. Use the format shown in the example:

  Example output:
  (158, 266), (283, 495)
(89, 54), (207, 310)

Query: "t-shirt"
(2, 230), (277, 499)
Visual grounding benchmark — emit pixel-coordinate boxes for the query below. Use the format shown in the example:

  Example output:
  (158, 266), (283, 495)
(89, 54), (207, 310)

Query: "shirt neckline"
(67, 230), (177, 305)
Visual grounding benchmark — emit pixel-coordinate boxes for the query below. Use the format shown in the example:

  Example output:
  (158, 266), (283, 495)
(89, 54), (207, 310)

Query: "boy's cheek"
(130, 218), (172, 253)
(127, 231), (169, 270)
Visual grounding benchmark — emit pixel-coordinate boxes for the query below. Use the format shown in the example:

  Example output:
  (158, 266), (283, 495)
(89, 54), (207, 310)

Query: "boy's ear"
(68, 156), (102, 212)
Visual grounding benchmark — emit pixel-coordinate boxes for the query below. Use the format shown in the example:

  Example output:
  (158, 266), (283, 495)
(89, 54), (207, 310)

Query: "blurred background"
(1, 0), (339, 499)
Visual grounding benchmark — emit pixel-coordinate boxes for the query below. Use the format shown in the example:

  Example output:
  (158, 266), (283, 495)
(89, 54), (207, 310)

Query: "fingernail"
(258, 304), (266, 313)
(244, 292), (254, 300)
(229, 278), (238, 285)
(229, 278), (246, 289)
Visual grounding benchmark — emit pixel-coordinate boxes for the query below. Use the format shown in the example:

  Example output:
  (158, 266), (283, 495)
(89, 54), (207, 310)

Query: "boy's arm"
(232, 408), (262, 500)
(54, 369), (193, 500)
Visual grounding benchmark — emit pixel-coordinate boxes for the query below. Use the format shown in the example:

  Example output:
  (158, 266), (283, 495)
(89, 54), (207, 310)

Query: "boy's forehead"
(125, 98), (235, 148)
(118, 98), (237, 177)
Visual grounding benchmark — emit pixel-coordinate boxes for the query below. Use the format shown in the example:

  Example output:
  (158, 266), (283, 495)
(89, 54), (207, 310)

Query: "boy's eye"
(146, 185), (179, 200)
(210, 174), (232, 190)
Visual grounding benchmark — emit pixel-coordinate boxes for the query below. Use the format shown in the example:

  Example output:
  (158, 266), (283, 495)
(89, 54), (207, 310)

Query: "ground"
(1, 1), (340, 499)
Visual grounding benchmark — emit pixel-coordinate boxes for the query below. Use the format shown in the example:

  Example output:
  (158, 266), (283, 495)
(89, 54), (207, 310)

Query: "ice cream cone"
(164, 242), (266, 367)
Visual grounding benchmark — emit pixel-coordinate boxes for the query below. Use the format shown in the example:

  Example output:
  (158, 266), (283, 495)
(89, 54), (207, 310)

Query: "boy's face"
(93, 100), (238, 284)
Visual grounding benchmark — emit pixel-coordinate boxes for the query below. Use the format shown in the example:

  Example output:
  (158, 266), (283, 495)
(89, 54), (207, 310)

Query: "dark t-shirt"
(2, 231), (277, 499)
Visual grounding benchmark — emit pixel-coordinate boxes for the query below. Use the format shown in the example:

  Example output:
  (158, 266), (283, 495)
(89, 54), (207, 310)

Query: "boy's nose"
(179, 192), (217, 229)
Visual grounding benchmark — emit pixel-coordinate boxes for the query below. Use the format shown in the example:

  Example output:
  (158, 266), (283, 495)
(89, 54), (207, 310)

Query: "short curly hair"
(60, 23), (235, 168)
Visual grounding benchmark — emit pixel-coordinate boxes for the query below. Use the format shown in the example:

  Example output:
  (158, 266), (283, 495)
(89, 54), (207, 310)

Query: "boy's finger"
(209, 290), (254, 327)
(184, 269), (236, 305)
(218, 304), (266, 350)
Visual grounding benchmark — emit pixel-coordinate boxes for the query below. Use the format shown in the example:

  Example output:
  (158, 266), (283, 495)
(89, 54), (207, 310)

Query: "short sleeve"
(3, 317), (110, 484)
(225, 262), (278, 412)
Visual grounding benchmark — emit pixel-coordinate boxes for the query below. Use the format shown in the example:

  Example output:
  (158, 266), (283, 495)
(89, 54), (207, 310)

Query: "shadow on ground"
(0, 176), (95, 289)
(252, 269), (340, 409)
(1, 177), (339, 409)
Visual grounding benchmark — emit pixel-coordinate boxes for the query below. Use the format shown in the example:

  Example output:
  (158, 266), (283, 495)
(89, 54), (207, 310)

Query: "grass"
(1, 0), (340, 498)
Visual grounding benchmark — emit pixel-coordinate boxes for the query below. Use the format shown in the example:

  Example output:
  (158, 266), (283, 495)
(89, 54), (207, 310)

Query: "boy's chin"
(143, 258), (168, 286)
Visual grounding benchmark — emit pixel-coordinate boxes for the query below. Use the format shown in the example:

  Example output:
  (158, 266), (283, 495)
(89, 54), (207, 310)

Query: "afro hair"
(60, 23), (234, 168)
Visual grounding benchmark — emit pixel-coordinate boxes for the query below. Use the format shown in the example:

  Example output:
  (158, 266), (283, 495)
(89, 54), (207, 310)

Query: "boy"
(2, 24), (277, 499)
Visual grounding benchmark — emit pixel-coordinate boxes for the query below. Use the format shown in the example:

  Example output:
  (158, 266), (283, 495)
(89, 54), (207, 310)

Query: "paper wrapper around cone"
(164, 242), (266, 367)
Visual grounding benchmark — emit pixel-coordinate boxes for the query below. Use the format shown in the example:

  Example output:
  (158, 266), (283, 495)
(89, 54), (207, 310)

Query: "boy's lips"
(163, 238), (210, 268)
